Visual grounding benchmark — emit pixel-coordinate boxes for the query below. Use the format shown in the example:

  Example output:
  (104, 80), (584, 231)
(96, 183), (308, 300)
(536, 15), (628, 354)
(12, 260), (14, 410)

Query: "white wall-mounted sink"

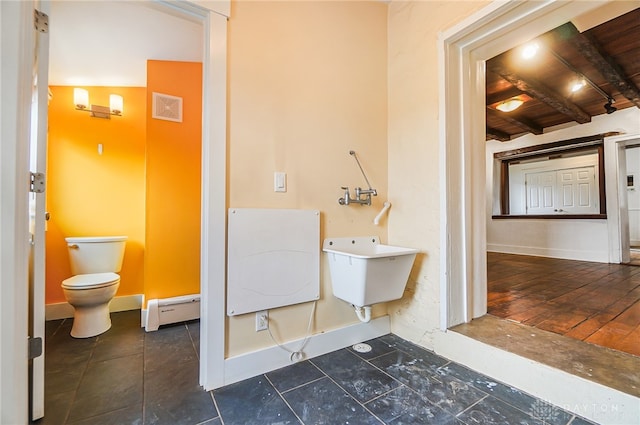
(323, 236), (418, 308)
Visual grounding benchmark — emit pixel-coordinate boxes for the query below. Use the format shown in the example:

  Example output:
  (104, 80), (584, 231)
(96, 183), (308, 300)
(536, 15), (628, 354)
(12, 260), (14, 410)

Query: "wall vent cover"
(152, 92), (183, 122)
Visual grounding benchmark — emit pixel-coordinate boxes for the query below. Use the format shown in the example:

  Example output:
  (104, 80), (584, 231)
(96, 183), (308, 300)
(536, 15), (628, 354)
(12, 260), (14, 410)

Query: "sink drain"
(352, 343), (372, 353)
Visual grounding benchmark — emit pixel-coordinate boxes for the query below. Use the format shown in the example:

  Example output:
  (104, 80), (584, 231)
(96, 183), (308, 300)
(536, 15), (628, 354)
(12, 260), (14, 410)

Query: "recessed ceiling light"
(521, 42), (539, 59)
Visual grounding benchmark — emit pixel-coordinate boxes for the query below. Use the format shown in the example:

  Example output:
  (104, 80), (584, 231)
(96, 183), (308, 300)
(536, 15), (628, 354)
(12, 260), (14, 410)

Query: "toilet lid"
(62, 272), (120, 289)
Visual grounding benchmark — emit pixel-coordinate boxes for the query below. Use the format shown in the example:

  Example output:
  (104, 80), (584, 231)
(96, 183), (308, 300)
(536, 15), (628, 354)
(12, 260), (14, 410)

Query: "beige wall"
(227, 0), (389, 357)
(226, 0), (491, 358)
(386, 1), (489, 346)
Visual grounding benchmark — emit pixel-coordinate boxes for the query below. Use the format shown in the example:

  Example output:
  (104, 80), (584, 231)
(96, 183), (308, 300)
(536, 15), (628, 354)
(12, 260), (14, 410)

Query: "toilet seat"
(62, 272), (120, 290)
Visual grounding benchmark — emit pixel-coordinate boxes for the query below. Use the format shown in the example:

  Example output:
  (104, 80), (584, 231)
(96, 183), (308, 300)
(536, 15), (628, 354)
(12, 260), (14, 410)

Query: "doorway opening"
(485, 130), (640, 357)
(41, 0), (228, 402)
(441, 0), (640, 398)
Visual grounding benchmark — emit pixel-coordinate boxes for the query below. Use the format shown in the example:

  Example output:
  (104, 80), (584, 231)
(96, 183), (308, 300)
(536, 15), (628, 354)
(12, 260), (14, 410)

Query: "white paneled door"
(29, 3), (50, 420)
(557, 167), (597, 212)
(525, 171), (556, 214)
(525, 166), (598, 215)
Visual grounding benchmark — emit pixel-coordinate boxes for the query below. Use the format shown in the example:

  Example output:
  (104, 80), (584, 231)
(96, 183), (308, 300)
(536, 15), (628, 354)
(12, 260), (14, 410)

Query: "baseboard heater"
(145, 294), (200, 332)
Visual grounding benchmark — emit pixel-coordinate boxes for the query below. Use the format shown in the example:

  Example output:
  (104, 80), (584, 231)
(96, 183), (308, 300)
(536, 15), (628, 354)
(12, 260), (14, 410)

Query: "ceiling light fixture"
(570, 77), (586, 93)
(547, 50), (617, 113)
(521, 42), (539, 59)
(73, 88), (123, 119)
(495, 96), (525, 112)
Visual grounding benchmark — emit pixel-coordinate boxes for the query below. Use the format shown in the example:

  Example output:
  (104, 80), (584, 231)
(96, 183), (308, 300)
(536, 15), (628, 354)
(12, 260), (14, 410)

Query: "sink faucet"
(338, 187), (351, 205)
(338, 150), (378, 206)
(339, 186), (376, 206)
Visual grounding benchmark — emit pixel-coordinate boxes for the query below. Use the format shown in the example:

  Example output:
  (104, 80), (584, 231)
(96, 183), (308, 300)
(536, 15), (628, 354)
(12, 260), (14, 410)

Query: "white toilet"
(62, 236), (127, 338)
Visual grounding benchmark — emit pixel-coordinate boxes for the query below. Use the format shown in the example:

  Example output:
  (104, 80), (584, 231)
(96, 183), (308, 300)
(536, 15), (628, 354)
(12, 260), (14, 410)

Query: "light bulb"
(110, 94), (123, 115)
(73, 88), (89, 109)
(570, 78), (585, 93)
(521, 42), (539, 60)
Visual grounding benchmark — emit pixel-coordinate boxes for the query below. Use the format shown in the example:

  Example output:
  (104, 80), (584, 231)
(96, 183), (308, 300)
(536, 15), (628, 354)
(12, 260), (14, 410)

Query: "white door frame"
(438, 0), (610, 329)
(138, 0), (230, 391)
(605, 134), (640, 264)
(192, 2), (228, 391)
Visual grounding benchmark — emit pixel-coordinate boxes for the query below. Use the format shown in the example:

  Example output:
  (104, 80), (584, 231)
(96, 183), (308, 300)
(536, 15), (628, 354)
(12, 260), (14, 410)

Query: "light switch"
(274, 172), (286, 192)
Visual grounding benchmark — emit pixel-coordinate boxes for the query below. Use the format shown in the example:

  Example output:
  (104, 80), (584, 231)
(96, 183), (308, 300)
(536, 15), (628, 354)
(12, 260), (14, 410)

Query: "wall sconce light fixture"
(74, 88), (123, 119)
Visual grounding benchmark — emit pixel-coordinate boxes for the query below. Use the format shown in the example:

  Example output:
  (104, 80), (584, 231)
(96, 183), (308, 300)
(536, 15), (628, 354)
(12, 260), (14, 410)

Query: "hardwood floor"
(487, 252), (640, 357)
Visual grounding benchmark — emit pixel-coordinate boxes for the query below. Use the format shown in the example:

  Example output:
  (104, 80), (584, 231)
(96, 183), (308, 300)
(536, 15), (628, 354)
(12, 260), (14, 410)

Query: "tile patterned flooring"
(487, 252), (640, 357)
(36, 310), (597, 425)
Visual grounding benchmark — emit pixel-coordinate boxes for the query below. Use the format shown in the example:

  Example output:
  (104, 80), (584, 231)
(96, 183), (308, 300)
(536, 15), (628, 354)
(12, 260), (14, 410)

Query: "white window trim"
(509, 153), (600, 215)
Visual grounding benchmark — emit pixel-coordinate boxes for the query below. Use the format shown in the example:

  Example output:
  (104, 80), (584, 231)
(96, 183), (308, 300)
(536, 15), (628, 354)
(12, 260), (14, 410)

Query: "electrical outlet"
(256, 310), (269, 331)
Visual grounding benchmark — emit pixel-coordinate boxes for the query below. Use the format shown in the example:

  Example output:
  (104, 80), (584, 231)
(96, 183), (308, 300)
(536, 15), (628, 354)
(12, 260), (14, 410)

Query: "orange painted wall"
(46, 86), (146, 304)
(144, 60), (202, 302)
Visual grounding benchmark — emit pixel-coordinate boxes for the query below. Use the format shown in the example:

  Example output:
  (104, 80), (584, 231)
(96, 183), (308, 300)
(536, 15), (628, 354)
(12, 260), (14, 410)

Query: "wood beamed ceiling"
(486, 8), (640, 142)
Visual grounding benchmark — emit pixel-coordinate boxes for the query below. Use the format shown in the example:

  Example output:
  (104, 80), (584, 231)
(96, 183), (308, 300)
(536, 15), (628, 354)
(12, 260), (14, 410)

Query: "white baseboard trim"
(141, 308), (148, 328)
(487, 244), (609, 263)
(434, 330), (639, 425)
(222, 315), (390, 387)
(45, 294), (144, 321)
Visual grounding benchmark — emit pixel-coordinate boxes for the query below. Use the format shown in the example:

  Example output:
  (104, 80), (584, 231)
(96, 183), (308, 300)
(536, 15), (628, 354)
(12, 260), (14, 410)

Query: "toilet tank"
(65, 236), (127, 275)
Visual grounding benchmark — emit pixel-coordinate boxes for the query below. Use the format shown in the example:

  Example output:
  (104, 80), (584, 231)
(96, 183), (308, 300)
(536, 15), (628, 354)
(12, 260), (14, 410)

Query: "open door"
(29, 2), (50, 420)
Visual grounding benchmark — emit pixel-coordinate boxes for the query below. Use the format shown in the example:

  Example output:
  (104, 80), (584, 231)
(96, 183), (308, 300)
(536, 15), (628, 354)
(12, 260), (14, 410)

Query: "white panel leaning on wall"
(226, 208), (320, 316)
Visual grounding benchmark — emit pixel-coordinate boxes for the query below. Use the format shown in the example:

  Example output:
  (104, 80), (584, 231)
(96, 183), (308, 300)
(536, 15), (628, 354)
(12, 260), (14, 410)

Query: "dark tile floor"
(36, 310), (597, 425)
(37, 310), (213, 425)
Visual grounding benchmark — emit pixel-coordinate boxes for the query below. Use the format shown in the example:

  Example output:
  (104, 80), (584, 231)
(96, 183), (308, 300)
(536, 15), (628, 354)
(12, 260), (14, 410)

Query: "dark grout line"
(263, 373), (306, 425)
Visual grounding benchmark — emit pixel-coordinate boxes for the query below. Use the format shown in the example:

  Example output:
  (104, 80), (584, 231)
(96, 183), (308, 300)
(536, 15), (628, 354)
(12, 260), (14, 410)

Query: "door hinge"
(28, 336), (43, 360)
(34, 10), (49, 33)
(30, 172), (45, 193)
